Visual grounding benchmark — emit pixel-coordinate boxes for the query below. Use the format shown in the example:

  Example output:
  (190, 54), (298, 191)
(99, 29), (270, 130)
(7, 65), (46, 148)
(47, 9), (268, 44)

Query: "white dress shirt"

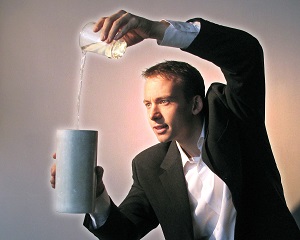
(90, 20), (237, 239)
(176, 123), (236, 240)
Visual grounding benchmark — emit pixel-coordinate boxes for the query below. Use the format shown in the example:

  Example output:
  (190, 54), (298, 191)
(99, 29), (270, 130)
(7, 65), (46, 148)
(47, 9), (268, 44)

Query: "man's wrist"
(89, 188), (111, 229)
(149, 20), (170, 41)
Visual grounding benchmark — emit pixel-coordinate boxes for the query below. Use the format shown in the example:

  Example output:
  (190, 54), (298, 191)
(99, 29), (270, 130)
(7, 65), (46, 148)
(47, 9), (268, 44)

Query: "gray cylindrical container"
(56, 129), (97, 213)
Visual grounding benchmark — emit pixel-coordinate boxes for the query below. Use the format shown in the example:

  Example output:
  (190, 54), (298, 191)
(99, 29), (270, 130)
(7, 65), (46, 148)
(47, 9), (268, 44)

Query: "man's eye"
(144, 103), (151, 108)
(160, 99), (170, 105)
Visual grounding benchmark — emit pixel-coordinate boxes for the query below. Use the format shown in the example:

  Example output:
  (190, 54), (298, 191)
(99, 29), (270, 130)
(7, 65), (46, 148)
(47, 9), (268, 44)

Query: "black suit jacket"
(84, 19), (300, 239)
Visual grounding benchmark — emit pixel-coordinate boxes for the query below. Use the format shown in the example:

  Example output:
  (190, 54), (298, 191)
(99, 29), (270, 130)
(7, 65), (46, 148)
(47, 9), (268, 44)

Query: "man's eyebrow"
(143, 96), (176, 103)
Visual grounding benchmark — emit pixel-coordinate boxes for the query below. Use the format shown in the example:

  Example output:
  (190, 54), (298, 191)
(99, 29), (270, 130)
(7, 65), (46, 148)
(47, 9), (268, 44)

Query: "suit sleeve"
(183, 18), (265, 122)
(83, 158), (158, 239)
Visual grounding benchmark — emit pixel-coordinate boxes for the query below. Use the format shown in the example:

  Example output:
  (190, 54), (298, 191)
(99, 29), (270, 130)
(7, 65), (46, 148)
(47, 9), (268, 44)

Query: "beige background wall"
(0, 0), (299, 239)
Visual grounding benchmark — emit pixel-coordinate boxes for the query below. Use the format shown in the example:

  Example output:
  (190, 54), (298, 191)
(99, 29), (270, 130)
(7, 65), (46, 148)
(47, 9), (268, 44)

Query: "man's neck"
(178, 115), (204, 158)
(179, 139), (200, 158)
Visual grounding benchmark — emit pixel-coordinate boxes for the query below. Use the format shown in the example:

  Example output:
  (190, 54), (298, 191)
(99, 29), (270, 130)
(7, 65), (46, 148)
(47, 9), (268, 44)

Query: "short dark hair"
(142, 60), (205, 102)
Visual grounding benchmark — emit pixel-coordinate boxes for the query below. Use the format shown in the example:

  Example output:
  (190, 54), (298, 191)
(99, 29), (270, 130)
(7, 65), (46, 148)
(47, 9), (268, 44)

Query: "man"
(50, 10), (300, 239)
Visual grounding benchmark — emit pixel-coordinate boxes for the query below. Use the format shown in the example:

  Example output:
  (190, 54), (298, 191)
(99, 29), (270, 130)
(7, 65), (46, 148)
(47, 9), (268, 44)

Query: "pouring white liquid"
(76, 51), (87, 129)
(76, 22), (127, 128)
(81, 39), (127, 59)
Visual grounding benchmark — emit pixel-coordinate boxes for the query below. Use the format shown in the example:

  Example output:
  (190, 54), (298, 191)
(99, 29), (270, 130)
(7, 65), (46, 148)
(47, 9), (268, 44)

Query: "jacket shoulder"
(133, 141), (172, 168)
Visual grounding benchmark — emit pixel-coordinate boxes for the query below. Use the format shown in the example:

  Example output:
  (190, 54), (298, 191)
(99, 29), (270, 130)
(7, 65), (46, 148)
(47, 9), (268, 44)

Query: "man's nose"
(149, 105), (162, 120)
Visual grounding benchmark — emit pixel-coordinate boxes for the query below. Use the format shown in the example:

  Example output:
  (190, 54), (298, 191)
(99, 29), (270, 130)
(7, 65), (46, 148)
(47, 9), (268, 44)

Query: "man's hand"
(95, 166), (105, 198)
(50, 153), (105, 198)
(94, 10), (169, 46)
(50, 153), (56, 188)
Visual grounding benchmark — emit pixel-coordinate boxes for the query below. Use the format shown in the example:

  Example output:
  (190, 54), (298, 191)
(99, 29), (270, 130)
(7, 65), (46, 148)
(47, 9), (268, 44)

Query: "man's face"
(143, 75), (195, 143)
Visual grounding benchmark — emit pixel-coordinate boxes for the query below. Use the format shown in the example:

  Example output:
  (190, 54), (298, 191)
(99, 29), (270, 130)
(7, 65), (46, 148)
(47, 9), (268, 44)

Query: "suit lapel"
(159, 141), (194, 239)
(202, 125), (215, 172)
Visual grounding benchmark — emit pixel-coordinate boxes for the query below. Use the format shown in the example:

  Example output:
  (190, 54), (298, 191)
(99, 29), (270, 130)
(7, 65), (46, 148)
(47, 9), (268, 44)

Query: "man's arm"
(94, 10), (169, 46)
(84, 199), (141, 240)
(83, 157), (159, 240)
(184, 18), (265, 121)
(96, 11), (265, 121)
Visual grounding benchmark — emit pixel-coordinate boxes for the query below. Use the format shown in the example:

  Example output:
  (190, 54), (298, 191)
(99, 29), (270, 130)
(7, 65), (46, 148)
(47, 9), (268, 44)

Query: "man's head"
(142, 61), (205, 102)
(142, 61), (205, 144)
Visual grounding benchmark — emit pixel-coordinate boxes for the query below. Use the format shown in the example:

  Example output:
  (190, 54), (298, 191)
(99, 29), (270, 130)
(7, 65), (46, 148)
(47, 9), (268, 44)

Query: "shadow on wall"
(292, 204), (300, 229)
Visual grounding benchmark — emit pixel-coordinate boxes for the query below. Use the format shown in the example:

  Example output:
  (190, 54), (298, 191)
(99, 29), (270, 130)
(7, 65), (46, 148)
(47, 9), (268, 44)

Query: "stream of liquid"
(75, 40), (126, 129)
(76, 51), (87, 129)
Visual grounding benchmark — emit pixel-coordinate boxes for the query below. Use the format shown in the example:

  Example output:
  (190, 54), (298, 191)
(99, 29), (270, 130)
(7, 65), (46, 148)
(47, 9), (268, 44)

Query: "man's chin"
(156, 135), (172, 143)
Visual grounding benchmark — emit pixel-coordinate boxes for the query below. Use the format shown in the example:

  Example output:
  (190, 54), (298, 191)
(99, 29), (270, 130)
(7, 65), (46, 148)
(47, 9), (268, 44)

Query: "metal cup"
(55, 129), (98, 213)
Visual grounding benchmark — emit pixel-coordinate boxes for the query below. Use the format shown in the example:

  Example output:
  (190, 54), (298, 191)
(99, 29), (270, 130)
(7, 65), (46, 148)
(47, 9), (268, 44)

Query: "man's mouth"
(153, 124), (168, 134)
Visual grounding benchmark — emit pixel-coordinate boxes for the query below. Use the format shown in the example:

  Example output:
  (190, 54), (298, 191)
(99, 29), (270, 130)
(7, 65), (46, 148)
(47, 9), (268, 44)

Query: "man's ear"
(192, 95), (203, 115)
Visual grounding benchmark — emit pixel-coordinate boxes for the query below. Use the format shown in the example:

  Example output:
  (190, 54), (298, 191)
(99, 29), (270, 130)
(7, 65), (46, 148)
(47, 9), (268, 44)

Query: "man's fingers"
(50, 163), (56, 188)
(94, 17), (106, 32)
(50, 176), (55, 188)
(98, 10), (128, 42)
(51, 163), (56, 175)
(111, 13), (140, 41)
(95, 166), (105, 197)
(95, 166), (104, 179)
